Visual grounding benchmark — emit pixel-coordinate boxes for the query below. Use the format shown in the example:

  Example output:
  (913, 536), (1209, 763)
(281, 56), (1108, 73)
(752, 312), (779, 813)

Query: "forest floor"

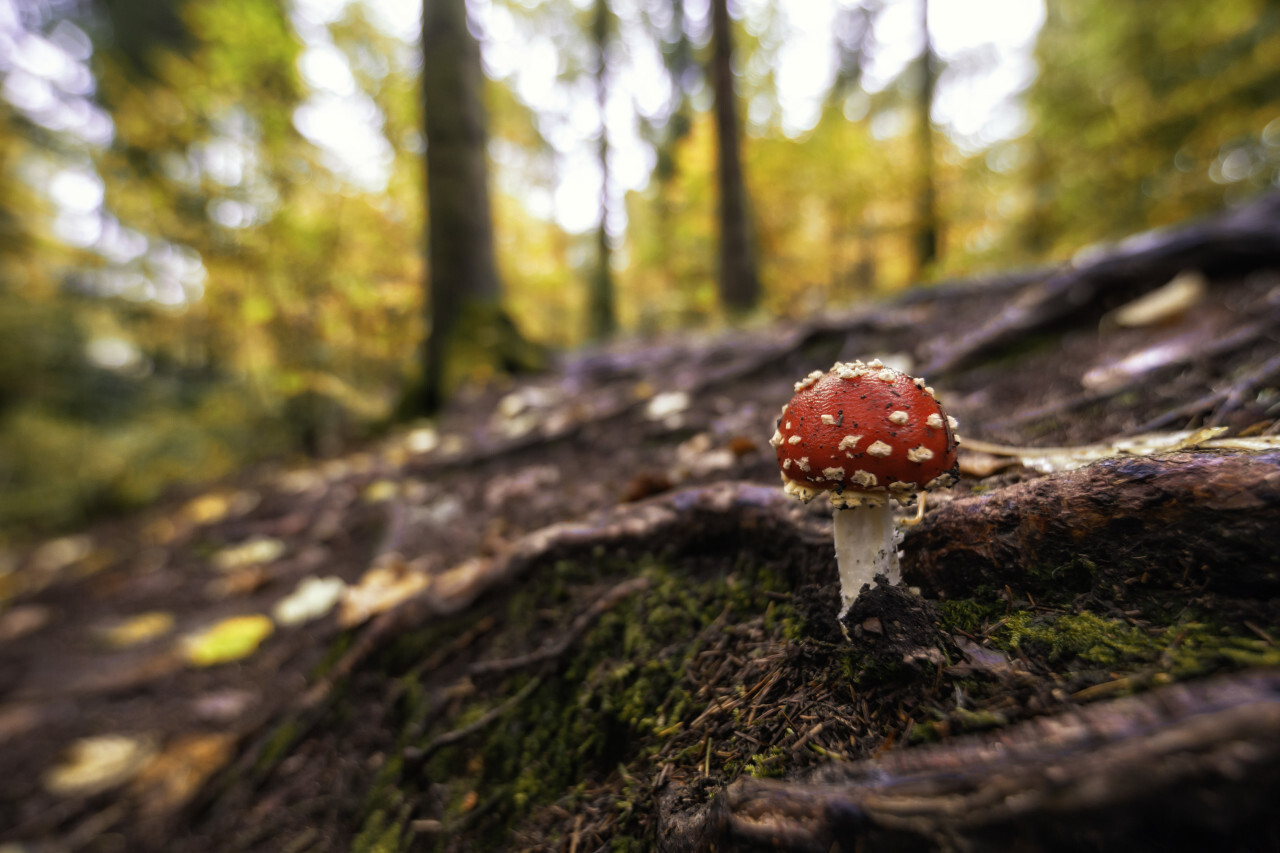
(3, 195), (1280, 852)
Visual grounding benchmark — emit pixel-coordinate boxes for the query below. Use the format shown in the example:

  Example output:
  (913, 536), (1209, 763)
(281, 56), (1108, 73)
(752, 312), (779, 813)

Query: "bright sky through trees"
(285, 0), (1044, 232)
(3, 0), (1044, 238)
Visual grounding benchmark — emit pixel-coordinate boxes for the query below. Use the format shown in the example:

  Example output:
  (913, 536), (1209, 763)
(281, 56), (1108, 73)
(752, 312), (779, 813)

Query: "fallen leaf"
(339, 558), (430, 628)
(405, 425), (439, 454)
(674, 432), (736, 478)
(0, 604), (52, 643)
(99, 611), (175, 648)
(1105, 270), (1206, 328)
(43, 734), (156, 796)
(132, 733), (236, 815)
(206, 566), (270, 599)
(273, 576), (346, 626)
(363, 479), (400, 503)
(345, 452), (375, 475)
(28, 535), (92, 575)
(320, 459), (351, 481)
(183, 615), (274, 667)
(959, 428), (1231, 474)
(211, 538), (286, 572)
(1081, 338), (1193, 391)
(957, 451), (1020, 479)
(646, 391), (690, 423)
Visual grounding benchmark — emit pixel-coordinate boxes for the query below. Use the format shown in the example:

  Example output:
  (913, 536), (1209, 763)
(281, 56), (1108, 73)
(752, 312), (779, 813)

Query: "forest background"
(1, 0), (1278, 540)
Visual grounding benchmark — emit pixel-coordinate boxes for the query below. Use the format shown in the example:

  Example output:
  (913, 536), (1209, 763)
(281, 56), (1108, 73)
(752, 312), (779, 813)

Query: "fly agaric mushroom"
(770, 359), (960, 618)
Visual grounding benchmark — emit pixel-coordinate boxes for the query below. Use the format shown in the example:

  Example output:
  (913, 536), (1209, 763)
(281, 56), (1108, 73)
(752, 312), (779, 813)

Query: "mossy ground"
(328, 547), (1280, 851)
(347, 553), (801, 851)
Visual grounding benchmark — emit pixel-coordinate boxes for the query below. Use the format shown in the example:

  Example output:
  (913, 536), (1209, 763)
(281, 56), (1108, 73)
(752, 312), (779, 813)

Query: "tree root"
(185, 450), (1280, 846)
(920, 193), (1280, 377)
(1138, 350), (1280, 432)
(656, 669), (1280, 852)
(286, 483), (827, 752)
(308, 449), (1280, 728)
(408, 675), (544, 761)
(906, 448), (1280, 598)
(988, 316), (1277, 432)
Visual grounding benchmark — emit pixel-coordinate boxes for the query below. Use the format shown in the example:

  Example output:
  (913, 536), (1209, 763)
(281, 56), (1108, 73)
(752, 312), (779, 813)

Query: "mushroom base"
(833, 503), (901, 620)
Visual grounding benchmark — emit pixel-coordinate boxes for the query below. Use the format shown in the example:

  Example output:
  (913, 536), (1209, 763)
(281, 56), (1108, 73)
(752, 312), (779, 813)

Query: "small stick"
(409, 675), (543, 761)
(469, 577), (650, 676)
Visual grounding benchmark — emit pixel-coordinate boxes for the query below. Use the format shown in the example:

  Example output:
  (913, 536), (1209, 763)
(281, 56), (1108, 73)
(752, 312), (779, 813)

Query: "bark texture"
(589, 0), (618, 340)
(420, 0), (501, 412)
(710, 0), (760, 315)
(905, 449), (1280, 599)
(913, 0), (939, 279)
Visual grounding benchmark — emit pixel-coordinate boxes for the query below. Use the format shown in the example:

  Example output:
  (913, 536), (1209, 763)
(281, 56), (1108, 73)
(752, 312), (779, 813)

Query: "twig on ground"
(469, 576), (651, 676)
(1138, 351), (1280, 431)
(407, 675), (544, 762)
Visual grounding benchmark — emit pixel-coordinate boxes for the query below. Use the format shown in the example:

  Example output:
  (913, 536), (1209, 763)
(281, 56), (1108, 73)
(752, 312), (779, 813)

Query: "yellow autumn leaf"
(183, 492), (231, 525)
(100, 611), (175, 648)
(183, 615), (274, 667)
(363, 479), (399, 503)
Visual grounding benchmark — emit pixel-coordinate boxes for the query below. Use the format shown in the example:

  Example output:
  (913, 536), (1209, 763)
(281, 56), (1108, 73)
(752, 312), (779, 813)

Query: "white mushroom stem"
(833, 503), (902, 620)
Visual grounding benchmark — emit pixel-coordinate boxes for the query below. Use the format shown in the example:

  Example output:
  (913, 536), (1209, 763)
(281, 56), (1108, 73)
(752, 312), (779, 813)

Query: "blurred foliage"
(1019, 0), (1280, 252)
(1, 0), (1277, 539)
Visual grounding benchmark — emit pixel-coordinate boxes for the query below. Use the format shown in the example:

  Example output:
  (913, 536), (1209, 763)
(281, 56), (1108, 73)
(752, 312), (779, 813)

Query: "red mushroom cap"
(770, 359), (960, 507)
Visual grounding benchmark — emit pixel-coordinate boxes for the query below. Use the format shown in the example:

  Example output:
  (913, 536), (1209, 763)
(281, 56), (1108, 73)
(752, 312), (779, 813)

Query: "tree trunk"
(588, 0), (618, 341)
(709, 0), (760, 316)
(412, 0), (543, 415)
(913, 0), (939, 280)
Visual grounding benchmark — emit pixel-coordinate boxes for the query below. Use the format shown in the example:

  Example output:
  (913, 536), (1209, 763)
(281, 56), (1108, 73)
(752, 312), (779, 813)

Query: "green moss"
(949, 707), (1008, 732)
(995, 611), (1152, 665)
(938, 596), (1004, 634)
(908, 720), (941, 744)
(351, 802), (412, 853)
(358, 554), (799, 850)
(989, 609), (1280, 675)
(255, 719), (300, 775)
(745, 746), (788, 778)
